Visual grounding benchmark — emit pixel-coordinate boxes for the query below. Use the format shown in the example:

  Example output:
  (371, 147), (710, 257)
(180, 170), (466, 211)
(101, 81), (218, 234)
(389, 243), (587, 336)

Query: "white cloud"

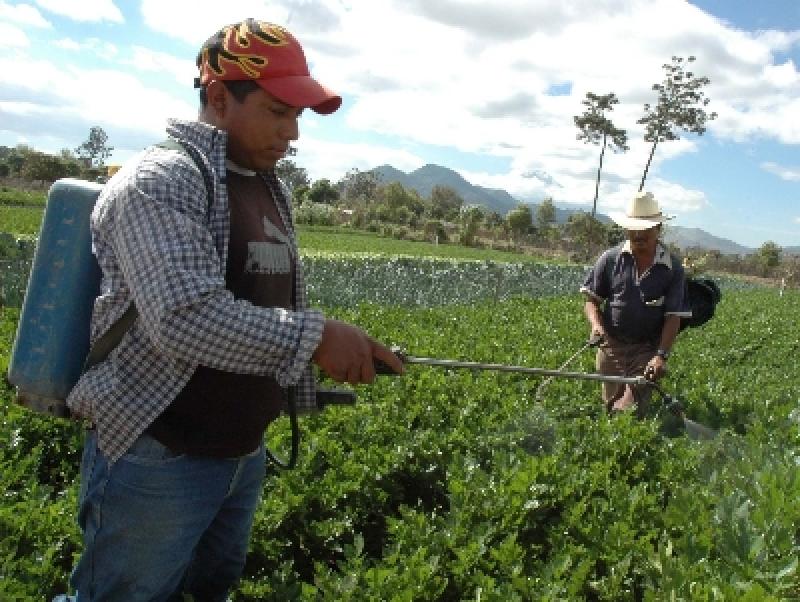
(34, 0), (123, 23)
(52, 38), (81, 51)
(0, 55), (194, 155)
(403, 0), (635, 41)
(0, 22), (29, 47)
(293, 137), (425, 182)
(50, 37), (118, 59)
(140, 0), (294, 46)
(640, 178), (709, 214)
(0, 1), (51, 27)
(756, 30), (800, 53)
(165, 0), (784, 207)
(761, 162), (800, 182)
(124, 47), (195, 86)
(135, 0), (800, 157)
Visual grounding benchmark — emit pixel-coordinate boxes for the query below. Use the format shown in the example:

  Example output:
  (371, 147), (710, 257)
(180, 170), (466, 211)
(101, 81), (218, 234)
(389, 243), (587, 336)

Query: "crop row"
(0, 254), (588, 308)
(2, 288), (800, 600)
(0, 250), (764, 310)
(249, 290), (800, 599)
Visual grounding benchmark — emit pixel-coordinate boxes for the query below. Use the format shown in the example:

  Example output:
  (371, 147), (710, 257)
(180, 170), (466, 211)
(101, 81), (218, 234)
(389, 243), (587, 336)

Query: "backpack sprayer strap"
(156, 137), (215, 219)
(82, 304), (138, 373)
(82, 137), (213, 374)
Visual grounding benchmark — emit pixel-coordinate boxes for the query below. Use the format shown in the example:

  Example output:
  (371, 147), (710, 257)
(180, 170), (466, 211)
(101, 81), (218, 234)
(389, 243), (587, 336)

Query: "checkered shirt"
(66, 118), (324, 464)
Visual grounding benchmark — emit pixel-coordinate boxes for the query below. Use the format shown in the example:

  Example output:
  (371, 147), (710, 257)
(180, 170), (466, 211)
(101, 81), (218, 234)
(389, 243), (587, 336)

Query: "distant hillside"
(370, 163), (760, 256)
(372, 164), (518, 214)
(663, 226), (752, 256)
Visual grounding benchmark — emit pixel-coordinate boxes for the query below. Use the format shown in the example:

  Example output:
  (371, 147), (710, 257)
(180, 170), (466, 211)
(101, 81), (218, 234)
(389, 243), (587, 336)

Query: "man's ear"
(205, 80), (228, 119)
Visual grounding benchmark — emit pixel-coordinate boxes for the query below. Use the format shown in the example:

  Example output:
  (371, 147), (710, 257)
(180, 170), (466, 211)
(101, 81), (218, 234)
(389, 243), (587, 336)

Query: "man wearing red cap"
(58, 19), (403, 601)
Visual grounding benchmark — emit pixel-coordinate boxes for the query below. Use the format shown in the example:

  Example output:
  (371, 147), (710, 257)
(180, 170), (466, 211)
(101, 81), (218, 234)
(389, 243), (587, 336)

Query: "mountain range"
(371, 164), (798, 256)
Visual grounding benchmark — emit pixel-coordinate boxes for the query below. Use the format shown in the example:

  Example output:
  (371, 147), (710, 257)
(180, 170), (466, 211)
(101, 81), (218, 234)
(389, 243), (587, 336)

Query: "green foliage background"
(0, 206), (45, 237)
(298, 226), (559, 264)
(1, 231), (799, 600)
(0, 188), (46, 207)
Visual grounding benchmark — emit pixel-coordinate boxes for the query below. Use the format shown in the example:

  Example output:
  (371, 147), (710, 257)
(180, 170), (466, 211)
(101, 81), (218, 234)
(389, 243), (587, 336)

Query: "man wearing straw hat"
(580, 191), (691, 415)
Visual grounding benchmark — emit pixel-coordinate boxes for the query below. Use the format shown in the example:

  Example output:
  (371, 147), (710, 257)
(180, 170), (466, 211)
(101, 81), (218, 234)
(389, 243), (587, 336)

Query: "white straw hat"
(610, 191), (673, 231)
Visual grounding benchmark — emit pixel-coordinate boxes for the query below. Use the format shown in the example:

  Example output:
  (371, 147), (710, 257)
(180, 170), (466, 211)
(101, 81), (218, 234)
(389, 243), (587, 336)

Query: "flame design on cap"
(202, 20), (290, 80)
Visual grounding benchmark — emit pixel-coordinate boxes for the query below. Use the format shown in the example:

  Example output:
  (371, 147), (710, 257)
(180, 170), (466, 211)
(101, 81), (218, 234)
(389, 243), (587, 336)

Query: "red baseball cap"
(195, 19), (341, 115)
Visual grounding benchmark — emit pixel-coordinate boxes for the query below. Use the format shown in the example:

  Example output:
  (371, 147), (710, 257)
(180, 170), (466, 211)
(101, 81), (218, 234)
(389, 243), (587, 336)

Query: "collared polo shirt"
(580, 241), (691, 344)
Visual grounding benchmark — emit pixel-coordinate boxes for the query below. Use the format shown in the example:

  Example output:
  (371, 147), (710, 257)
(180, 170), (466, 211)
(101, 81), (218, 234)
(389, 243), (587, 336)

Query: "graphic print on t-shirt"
(245, 216), (293, 275)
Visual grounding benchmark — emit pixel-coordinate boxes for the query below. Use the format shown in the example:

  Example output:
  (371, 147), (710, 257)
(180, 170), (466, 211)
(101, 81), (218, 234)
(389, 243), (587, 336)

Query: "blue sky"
(0, 0), (798, 249)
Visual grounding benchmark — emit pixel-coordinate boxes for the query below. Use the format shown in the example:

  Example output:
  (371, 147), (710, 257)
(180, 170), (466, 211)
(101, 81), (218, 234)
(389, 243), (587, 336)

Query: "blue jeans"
(61, 429), (266, 602)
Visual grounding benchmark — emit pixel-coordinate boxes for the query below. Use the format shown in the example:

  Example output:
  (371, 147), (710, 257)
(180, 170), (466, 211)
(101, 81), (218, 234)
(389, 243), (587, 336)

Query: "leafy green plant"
(0, 206), (44, 236)
(0, 187), (47, 207)
(1, 264), (798, 599)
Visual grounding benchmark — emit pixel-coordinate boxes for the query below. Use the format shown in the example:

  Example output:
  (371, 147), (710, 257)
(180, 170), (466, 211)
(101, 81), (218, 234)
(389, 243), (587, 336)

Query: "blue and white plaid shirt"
(67, 119), (324, 463)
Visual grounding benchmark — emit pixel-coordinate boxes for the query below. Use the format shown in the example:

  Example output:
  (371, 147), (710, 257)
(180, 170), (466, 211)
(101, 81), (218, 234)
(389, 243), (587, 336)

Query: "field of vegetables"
(1, 225), (799, 601)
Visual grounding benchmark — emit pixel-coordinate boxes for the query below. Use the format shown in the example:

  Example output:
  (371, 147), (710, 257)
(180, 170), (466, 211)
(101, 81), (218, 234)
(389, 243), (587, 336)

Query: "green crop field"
(298, 226), (559, 264)
(0, 187), (47, 207)
(0, 206), (45, 237)
(0, 187), (47, 237)
(1, 234), (798, 601)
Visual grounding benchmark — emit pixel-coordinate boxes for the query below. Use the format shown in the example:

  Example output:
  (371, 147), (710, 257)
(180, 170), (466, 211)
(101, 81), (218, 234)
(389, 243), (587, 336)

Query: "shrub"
(294, 202), (336, 226)
(423, 220), (448, 244)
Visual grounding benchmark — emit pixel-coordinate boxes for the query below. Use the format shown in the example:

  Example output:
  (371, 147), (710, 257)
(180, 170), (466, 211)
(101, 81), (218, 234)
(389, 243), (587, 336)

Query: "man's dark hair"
(199, 80), (261, 107)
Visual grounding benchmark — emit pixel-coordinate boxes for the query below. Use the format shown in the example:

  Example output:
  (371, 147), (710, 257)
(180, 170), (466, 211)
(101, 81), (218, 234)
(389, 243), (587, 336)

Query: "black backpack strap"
(155, 137), (215, 218)
(83, 304), (138, 372)
(603, 245), (621, 291)
(83, 138), (215, 374)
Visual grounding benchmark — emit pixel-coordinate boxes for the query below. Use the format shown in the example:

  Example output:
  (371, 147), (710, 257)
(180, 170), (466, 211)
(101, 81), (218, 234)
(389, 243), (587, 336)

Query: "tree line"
(276, 157), (798, 287)
(2, 136), (795, 285)
(0, 126), (112, 184)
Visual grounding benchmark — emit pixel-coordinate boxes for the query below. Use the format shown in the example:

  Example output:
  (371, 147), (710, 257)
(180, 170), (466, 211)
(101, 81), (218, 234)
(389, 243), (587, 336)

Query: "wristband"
(656, 348), (670, 360)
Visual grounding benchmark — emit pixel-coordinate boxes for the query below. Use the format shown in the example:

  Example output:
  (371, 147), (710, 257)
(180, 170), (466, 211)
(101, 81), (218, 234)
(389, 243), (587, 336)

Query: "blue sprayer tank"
(8, 178), (103, 418)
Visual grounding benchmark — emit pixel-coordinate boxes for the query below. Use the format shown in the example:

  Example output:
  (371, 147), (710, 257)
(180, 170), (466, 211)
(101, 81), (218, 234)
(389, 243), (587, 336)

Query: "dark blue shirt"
(581, 242), (691, 344)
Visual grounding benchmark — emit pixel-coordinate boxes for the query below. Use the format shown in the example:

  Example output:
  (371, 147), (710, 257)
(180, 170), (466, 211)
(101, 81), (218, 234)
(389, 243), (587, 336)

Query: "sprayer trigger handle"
(316, 388), (357, 407)
(588, 333), (604, 347)
(374, 346), (407, 375)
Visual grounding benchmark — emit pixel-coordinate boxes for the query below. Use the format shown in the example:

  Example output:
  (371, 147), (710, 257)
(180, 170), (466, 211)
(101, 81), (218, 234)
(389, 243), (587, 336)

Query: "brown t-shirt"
(147, 168), (296, 457)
